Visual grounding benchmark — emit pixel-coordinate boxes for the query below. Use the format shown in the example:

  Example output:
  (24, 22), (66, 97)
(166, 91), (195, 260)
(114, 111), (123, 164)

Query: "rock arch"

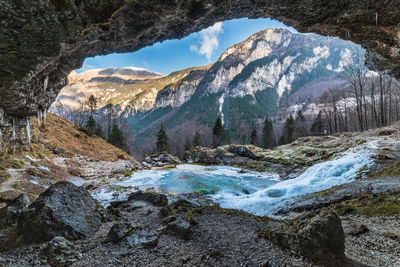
(1, 0), (400, 147)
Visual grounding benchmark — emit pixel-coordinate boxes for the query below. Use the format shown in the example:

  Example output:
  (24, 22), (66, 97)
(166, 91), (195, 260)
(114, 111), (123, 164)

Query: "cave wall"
(1, 0), (400, 148)
(0, 109), (31, 152)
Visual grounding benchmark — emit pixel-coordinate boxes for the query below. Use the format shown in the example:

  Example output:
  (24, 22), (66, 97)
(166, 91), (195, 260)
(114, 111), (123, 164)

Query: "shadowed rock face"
(0, 0), (400, 140)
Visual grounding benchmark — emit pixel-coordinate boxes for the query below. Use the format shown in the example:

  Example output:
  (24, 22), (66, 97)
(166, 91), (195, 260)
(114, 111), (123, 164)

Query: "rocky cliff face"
(154, 67), (210, 110)
(128, 29), (359, 147)
(51, 66), (209, 122)
(197, 28), (356, 98)
(51, 29), (360, 156)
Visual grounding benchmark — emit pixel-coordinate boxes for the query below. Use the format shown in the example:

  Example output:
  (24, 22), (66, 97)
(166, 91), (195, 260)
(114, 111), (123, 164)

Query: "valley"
(52, 29), (369, 158)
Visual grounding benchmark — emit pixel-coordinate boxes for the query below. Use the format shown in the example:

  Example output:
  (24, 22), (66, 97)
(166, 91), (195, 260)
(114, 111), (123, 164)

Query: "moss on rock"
(333, 191), (400, 217)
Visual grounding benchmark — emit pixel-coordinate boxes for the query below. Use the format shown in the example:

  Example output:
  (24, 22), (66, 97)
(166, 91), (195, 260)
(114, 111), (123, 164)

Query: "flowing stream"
(89, 149), (372, 217)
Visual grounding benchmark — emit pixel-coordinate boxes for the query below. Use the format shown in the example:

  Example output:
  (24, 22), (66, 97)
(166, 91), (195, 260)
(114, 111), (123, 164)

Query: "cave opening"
(46, 17), (400, 161)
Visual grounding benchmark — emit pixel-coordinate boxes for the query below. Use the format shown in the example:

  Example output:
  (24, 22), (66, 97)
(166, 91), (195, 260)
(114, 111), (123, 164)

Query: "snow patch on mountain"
(335, 48), (353, 72)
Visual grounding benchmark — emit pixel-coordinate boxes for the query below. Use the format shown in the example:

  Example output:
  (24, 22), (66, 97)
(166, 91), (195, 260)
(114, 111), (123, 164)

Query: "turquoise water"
(90, 150), (372, 217)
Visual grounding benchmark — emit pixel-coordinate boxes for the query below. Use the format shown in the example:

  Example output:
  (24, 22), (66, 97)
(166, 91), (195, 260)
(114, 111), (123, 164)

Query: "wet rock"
(0, 194), (30, 227)
(83, 180), (101, 191)
(280, 177), (400, 214)
(128, 190), (168, 207)
(142, 152), (181, 168)
(228, 145), (261, 160)
(41, 236), (83, 267)
(126, 230), (158, 248)
(267, 210), (345, 265)
(53, 147), (65, 154)
(107, 221), (134, 243)
(346, 224), (369, 236)
(159, 199), (196, 218)
(161, 215), (177, 225)
(165, 218), (193, 239)
(184, 148), (222, 165)
(170, 199), (196, 211)
(378, 130), (396, 136)
(18, 182), (102, 243)
(106, 205), (123, 218)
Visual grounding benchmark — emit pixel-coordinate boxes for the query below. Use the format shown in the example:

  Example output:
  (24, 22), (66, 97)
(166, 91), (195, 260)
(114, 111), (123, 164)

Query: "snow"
(37, 166), (50, 172)
(335, 48), (353, 72)
(313, 46), (330, 58)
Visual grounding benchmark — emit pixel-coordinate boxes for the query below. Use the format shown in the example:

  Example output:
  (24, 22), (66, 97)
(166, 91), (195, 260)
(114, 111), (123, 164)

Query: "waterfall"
(218, 94), (225, 125)
(26, 118), (31, 144)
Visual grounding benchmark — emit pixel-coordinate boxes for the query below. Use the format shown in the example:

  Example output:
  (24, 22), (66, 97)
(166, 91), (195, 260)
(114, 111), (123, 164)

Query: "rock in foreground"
(262, 210), (345, 265)
(41, 237), (83, 267)
(0, 194), (30, 228)
(18, 182), (102, 243)
(128, 191), (168, 207)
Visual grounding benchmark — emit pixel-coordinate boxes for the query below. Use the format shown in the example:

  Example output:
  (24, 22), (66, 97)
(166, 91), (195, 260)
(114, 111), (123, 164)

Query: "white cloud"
(78, 63), (97, 71)
(190, 22), (223, 61)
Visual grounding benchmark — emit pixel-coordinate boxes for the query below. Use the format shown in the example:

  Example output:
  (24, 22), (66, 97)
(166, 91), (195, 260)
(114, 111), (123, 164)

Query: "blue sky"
(77, 18), (296, 75)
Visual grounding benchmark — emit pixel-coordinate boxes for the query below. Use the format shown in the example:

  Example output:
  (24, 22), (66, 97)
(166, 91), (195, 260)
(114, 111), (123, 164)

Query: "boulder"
(267, 210), (345, 265)
(0, 194), (30, 227)
(346, 224), (369, 236)
(18, 182), (102, 243)
(228, 145), (261, 160)
(184, 146), (223, 165)
(128, 191), (168, 207)
(107, 221), (134, 243)
(53, 147), (65, 154)
(165, 218), (193, 239)
(41, 237), (83, 267)
(142, 152), (181, 168)
(126, 230), (158, 248)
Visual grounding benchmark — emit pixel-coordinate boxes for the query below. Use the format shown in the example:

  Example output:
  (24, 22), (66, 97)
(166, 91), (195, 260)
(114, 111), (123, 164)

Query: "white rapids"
(84, 148), (372, 217)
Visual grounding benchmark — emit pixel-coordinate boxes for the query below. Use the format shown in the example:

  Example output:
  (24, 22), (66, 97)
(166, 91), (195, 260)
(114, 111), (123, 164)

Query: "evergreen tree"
(294, 110), (307, 137)
(88, 95), (97, 116)
(193, 132), (201, 147)
(108, 123), (127, 151)
(262, 117), (276, 148)
(311, 111), (324, 136)
(156, 123), (169, 152)
(279, 114), (295, 145)
(212, 115), (225, 147)
(94, 124), (104, 137)
(86, 116), (96, 135)
(251, 128), (258, 146)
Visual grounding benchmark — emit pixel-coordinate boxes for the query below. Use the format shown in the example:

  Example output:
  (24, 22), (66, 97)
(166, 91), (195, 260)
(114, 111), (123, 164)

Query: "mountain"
(51, 28), (361, 157)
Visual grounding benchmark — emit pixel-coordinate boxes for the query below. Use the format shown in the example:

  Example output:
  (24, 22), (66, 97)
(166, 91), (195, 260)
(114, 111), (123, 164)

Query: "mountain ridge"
(51, 28), (362, 157)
